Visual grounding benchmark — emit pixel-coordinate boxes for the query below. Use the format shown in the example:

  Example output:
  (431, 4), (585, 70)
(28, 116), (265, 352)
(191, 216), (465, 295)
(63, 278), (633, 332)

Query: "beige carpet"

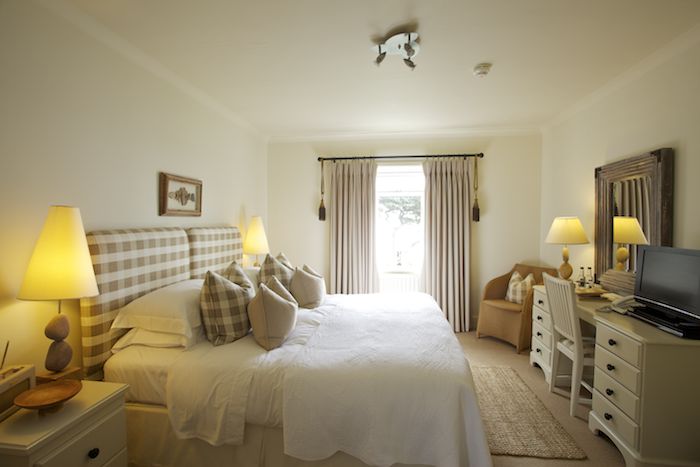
(472, 366), (587, 460)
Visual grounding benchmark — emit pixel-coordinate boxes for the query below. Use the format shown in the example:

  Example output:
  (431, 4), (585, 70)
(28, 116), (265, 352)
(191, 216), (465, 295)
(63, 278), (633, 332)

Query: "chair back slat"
(543, 273), (582, 344)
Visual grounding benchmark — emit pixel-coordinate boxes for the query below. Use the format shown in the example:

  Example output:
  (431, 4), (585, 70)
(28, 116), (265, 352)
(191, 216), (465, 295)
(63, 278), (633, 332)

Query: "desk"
(530, 285), (700, 467)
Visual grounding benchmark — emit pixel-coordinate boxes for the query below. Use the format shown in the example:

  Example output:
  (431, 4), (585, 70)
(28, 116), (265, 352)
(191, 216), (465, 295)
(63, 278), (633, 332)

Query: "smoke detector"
(473, 62), (492, 78)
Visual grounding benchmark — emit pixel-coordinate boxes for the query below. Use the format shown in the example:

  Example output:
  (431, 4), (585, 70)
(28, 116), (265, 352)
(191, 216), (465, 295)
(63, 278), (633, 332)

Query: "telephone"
(610, 295), (637, 314)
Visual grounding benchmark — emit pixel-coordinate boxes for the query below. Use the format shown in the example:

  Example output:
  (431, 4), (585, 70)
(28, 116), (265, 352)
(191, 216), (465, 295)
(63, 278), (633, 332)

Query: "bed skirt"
(125, 403), (426, 467)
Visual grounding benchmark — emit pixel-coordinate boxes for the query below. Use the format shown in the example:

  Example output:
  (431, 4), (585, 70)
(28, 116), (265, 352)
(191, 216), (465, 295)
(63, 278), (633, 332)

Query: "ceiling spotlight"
(372, 32), (420, 68)
(375, 45), (386, 65)
(473, 62), (492, 78)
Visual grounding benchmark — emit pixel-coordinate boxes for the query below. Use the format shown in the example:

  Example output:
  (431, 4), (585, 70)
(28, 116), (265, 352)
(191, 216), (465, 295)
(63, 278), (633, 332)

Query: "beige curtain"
(614, 176), (651, 271)
(329, 160), (378, 294)
(423, 158), (470, 332)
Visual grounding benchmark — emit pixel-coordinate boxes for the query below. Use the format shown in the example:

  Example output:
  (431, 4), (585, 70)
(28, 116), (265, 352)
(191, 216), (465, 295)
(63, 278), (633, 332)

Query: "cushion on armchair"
(505, 271), (535, 304)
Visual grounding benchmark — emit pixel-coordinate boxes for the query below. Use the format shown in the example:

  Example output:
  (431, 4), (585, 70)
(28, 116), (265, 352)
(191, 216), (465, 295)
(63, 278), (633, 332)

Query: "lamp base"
(615, 246), (629, 271)
(558, 261), (573, 280)
(44, 314), (72, 373)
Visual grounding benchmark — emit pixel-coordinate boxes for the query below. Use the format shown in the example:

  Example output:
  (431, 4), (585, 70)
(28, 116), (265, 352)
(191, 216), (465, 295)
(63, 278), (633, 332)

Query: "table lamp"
(243, 216), (269, 267)
(18, 206), (98, 372)
(613, 216), (648, 271)
(545, 216), (589, 280)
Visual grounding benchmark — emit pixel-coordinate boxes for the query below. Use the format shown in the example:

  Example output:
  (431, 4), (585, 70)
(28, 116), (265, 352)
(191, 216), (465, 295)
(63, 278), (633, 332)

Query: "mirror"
(594, 148), (674, 279)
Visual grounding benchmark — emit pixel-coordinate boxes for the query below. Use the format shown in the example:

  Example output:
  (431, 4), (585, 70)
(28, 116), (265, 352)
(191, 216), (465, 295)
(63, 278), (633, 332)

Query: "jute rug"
(472, 366), (587, 459)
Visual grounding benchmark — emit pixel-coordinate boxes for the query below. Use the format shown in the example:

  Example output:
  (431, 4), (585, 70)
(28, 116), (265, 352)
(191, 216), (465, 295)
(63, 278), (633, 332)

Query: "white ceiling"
(68, 0), (700, 139)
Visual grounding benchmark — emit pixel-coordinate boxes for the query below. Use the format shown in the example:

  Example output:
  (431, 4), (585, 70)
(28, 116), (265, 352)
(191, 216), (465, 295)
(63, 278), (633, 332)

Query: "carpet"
(472, 366), (587, 459)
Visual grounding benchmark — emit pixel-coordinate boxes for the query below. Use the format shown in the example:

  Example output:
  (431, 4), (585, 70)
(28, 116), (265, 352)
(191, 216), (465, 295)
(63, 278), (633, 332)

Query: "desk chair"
(543, 273), (595, 418)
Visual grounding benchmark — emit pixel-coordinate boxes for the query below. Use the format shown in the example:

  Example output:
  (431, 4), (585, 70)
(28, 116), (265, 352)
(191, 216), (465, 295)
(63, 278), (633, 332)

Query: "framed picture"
(159, 172), (202, 216)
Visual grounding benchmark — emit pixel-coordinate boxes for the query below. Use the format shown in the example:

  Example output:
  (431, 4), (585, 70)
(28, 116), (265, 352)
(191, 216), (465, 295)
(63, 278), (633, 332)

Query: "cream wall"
(540, 35), (700, 271)
(0, 1), (267, 371)
(268, 134), (543, 328)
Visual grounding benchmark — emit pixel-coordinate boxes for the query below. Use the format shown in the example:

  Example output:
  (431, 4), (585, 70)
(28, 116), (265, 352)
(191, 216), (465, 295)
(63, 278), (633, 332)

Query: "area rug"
(471, 366), (587, 459)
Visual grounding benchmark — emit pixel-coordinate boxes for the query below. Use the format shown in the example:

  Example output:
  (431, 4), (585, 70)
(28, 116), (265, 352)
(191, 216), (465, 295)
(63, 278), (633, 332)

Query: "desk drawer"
(35, 407), (126, 467)
(593, 390), (639, 449)
(594, 367), (640, 422)
(531, 336), (551, 365)
(595, 346), (641, 395)
(532, 321), (551, 350)
(596, 323), (642, 368)
(532, 307), (551, 330)
(534, 288), (549, 311)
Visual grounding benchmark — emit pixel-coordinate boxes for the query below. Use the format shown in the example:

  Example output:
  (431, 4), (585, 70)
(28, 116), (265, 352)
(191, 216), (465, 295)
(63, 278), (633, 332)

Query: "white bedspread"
(283, 293), (490, 467)
(165, 293), (491, 467)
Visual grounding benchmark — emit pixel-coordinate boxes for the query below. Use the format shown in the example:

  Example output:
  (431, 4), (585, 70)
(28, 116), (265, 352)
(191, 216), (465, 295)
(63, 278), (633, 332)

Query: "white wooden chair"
(542, 273), (595, 418)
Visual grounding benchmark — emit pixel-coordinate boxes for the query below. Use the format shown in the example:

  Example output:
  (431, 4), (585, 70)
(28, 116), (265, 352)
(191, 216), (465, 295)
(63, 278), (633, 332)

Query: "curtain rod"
(316, 153), (484, 162)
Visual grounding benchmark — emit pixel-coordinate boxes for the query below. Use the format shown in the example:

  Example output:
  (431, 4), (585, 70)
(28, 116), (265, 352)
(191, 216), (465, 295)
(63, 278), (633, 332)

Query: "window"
(375, 165), (424, 292)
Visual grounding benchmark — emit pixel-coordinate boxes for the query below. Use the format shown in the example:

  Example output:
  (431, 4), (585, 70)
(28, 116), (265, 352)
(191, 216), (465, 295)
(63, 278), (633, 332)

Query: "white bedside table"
(0, 381), (128, 467)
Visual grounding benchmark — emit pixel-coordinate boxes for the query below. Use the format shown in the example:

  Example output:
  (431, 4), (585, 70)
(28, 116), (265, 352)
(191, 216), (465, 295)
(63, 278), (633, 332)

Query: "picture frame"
(159, 172), (202, 216)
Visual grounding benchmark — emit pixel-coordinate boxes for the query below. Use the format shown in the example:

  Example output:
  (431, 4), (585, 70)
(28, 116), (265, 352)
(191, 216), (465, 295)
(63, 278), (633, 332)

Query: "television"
(633, 245), (700, 338)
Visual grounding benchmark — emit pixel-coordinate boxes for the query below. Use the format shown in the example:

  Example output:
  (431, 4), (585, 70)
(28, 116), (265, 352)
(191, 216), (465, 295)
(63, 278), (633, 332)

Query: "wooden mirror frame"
(594, 148), (674, 279)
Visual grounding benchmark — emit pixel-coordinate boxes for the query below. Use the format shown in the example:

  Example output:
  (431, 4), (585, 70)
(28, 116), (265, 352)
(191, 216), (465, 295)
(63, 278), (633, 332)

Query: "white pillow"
(290, 265), (326, 308)
(111, 279), (204, 337)
(111, 327), (205, 353)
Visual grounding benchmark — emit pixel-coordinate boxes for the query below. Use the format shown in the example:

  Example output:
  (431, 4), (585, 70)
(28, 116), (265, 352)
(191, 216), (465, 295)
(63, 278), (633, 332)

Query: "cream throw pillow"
(259, 253), (294, 289)
(265, 276), (297, 305)
(247, 283), (298, 350)
(290, 265), (326, 308)
(505, 271), (535, 304)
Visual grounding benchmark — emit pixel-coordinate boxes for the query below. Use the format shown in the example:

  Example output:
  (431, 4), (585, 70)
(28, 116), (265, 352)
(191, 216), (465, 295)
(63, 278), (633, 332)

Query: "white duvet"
(166, 293), (491, 467)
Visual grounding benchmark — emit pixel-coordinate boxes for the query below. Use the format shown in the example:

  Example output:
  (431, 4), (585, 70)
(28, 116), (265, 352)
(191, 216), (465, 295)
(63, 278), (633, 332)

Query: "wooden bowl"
(14, 380), (82, 414)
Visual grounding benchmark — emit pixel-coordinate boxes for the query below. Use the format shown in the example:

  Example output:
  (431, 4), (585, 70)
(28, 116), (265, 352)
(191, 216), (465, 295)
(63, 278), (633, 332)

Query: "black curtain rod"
(316, 153), (484, 162)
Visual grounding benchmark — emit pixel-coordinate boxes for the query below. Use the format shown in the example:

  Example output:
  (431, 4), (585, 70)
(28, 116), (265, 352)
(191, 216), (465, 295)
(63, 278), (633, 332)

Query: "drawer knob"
(536, 332), (542, 337)
(538, 299), (544, 305)
(604, 412), (613, 421)
(536, 315), (543, 321)
(606, 363), (615, 371)
(605, 388), (614, 396)
(536, 348), (541, 353)
(88, 448), (100, 460)
(608, 338), (617, 346)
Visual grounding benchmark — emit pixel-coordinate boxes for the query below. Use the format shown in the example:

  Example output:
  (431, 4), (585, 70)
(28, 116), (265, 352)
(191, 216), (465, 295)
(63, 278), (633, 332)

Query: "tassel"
(472, 156), (480, 222)
(318, 160), (326, 221)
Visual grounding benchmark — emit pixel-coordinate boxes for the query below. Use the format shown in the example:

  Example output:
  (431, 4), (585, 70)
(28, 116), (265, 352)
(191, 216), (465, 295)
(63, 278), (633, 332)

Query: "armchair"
(476, 263), (558, 352)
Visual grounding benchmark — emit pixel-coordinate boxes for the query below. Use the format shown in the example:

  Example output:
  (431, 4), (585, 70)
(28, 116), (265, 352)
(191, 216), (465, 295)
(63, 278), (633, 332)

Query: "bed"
(80, 227), (491, 467)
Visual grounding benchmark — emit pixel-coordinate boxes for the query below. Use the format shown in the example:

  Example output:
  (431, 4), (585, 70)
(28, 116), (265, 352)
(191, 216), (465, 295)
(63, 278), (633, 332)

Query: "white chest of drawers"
(588, 314), (700, 467)
(529, 285), (556, 383)
(0, 381), (128, 467)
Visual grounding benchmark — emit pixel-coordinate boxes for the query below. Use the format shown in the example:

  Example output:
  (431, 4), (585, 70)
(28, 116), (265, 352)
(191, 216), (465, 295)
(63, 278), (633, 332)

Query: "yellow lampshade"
(243, 216), (269, 256)
(613, 217), (649, 245)
(545, 217), (589, 245)
(18, 206), (98, 301)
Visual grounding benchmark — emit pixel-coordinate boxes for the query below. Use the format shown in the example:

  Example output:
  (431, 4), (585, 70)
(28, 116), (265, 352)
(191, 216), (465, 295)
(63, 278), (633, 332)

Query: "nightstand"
(0, 381), (128, 467)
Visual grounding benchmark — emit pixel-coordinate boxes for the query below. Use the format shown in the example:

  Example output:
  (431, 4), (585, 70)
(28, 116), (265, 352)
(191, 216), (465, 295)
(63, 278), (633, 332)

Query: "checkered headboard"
(186, 227), (243, 279)
(79, 228), (191, 377)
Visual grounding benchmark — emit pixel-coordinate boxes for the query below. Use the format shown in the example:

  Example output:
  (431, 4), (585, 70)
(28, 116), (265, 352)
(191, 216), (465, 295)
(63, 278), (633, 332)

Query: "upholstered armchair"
(476, 263), (558, 353)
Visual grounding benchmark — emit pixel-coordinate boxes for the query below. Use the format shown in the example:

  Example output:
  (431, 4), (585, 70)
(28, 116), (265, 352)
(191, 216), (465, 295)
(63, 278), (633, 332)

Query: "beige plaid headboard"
(187, 227), (243, 279)
(79, 228), (190, 377)
(79, 225), (243, 377)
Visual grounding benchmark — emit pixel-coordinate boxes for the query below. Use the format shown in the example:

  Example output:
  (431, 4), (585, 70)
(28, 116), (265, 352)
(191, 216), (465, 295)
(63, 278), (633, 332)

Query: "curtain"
(614, 176), (651, 271)
(329, 160), (378, 293)
(423, 158), (471, 332)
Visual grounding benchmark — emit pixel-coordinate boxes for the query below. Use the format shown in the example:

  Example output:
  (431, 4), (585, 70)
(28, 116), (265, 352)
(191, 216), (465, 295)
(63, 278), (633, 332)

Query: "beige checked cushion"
(505, 271), (535, 304)
(247, 283), (298, 350)
(259, 253), (294, 289)
(200, 264), (255, 345)
(290, 265), (326, 308)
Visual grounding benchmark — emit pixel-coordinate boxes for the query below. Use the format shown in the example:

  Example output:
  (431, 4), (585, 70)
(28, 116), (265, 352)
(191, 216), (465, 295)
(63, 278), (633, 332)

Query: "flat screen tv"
(633, 245), (700, 337)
